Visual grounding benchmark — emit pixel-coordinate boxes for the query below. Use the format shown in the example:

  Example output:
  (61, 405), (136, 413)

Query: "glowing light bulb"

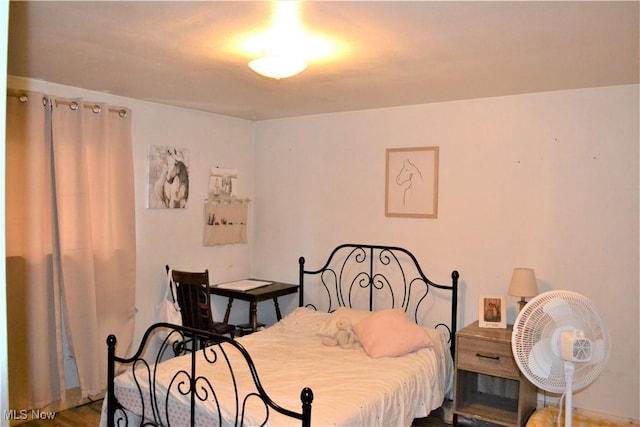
(245, 1), (333, 79)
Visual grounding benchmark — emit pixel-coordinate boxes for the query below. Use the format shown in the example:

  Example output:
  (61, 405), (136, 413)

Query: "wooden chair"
(166, 266), (235, 351)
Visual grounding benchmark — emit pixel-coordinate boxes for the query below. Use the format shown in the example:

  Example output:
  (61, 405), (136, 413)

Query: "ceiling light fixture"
(246, 1), (330, 79)
(249, 56), (307, 80)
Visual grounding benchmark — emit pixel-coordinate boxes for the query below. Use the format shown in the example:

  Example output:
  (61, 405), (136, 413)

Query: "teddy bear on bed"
(321, 317), (358, 349)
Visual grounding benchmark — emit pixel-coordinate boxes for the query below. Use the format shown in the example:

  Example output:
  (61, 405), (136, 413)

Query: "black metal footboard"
(298, 243), (459, 355)
(106, 323), (313, 427)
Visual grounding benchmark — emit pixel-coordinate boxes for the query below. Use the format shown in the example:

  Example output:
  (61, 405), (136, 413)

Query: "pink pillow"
(353, 308), (433, 358)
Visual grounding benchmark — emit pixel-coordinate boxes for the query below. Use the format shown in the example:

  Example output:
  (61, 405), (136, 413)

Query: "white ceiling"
(8, 1), (639, 121)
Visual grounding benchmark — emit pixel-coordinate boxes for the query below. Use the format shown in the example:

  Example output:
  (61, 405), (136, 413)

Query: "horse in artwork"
(155, 149), (189, 208)
(395, 158), (424, 207)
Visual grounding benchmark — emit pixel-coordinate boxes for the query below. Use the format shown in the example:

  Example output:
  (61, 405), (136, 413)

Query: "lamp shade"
(508, 268), (539, 297)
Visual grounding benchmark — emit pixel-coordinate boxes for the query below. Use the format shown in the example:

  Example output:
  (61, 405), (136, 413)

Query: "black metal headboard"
(298, 243), (459, 355)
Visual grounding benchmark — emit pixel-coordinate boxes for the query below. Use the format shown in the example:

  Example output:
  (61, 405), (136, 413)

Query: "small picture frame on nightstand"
(479, 295), (507, 328)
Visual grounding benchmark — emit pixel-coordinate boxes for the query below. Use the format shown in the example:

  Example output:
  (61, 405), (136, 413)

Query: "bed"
(103, 243), (459, 426)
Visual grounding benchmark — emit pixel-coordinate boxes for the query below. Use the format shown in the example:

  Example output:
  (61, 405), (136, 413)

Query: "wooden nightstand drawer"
(457, 335), (519, 379)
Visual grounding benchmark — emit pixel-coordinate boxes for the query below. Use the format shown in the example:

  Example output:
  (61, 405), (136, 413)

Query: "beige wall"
(252, 85), (639, 420)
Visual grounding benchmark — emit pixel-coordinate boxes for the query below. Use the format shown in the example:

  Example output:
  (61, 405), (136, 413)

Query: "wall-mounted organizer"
(203, 197), (250, 246)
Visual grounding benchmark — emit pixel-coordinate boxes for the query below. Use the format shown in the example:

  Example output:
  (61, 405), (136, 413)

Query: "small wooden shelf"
(455, 371), (519, 425)
(453, 321), (536, 427)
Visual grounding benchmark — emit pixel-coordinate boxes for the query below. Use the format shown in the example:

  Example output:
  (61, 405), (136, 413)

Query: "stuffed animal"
(321, 317), (357, 349)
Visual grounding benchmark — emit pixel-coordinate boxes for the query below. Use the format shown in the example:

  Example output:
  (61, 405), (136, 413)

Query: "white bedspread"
(104, 307), (453, 426)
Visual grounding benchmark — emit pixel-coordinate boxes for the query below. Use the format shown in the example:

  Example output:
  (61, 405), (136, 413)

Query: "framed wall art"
(385, 146), (439, 218)
(147, 145), (190, 209)
(478, 295), (507, 329)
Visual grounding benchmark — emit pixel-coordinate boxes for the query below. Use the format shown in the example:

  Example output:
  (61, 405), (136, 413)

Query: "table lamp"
(508, 268), (539, 312)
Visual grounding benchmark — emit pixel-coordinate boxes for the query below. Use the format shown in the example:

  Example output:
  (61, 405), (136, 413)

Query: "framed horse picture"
(147, 145), (190, 209)
(385, 146), (439, 218)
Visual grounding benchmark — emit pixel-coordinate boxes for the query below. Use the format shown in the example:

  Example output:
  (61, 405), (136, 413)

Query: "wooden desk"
(209, 281), (299, 333)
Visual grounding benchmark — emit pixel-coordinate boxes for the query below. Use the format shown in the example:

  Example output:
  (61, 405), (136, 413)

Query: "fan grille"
(572, 338), (592, 361)
(511, 290), (609, 393)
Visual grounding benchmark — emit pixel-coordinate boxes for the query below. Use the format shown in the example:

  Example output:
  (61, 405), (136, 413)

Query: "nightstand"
(453, 321), (537, 427)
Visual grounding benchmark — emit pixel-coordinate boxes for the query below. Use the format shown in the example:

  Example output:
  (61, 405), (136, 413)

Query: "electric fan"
(512, 290), (610, 427)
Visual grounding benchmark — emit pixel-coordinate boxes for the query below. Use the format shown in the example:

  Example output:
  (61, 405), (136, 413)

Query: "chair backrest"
(168, 267), (214, 331)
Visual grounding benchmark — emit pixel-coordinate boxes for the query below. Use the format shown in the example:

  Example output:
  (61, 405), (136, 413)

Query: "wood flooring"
(15, 399), (449, 426)
(14, 400), (103, 427)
